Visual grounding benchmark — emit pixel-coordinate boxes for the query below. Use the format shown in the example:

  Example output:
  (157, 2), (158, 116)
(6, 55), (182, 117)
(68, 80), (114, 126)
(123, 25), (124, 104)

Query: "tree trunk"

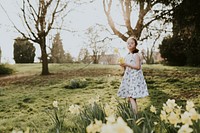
(40, 36), (49, 75)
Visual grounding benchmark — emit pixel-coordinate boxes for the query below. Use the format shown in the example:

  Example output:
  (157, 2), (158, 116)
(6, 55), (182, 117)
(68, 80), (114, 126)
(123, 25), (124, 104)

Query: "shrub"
(13, 37), (36, 63)
(64, 79), (87, 89)
(0, 64), (14, 75)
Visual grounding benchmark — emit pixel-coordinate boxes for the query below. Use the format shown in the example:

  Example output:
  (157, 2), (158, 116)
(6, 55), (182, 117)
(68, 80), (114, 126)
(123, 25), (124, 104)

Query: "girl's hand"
(120, 63), (127, 67)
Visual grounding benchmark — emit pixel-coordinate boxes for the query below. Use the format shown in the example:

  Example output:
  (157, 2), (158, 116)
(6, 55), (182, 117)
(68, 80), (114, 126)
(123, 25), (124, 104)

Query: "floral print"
(117, 53), (149, 98)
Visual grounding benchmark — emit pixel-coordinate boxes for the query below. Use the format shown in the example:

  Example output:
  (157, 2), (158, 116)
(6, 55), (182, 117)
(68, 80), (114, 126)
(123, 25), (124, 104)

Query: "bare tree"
(141, 28), (161, 64)
(85, 25), (111, 64)
(14, 0), (69, 75)
(103, 0), (182, 42)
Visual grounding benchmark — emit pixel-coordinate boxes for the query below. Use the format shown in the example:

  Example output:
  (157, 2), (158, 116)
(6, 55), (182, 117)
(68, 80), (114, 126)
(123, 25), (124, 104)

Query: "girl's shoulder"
(133, 53), (142, 60)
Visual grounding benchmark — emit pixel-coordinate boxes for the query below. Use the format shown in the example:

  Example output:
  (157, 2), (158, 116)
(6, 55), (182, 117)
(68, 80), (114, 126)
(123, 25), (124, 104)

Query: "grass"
(0, 63), (200, 132)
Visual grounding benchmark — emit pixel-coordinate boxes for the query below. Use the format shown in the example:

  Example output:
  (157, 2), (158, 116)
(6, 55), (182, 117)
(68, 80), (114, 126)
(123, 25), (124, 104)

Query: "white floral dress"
(117, 53), (149, 99)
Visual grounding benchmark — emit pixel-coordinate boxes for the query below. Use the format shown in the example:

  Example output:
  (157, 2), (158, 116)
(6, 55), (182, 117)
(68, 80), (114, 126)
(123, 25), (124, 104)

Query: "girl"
(117, 36), (149, 114)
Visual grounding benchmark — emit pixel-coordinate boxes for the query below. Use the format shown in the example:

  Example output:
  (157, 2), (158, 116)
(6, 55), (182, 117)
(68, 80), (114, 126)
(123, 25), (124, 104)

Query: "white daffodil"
(167, 111), (180, 127)
(181, 112), (193, 125)
(68, 104), (81, 115)
(186, 101), (195, 112)
(52, 101), (58, 108)
(178, 124), (193, 133)
(188, 108), (200, 121)
(106, 114), (116, 124)
(150, 105), (157, 114)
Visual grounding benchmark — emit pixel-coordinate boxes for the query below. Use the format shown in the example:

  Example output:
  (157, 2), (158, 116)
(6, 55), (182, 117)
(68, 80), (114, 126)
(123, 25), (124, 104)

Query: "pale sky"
(0, 0), (172, 64)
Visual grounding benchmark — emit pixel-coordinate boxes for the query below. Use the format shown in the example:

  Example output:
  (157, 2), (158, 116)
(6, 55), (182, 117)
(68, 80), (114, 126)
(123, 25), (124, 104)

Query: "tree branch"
(103, 0), (128, 41)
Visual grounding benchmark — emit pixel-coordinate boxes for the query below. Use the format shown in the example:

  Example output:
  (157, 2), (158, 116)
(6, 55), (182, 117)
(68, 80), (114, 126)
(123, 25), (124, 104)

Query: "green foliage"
(45, 106), (66, 133)
(65, 52), (73, 63)
(71, 103), (106, 133)
(13, 37), (36, 63)
(0, 64), (14, 75)
(159, 37), (187, 66)
(116, 101), (158, 133)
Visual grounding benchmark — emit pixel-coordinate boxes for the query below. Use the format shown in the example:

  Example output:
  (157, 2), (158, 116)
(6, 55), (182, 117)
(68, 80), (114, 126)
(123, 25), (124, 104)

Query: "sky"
(0, 0), (171, 64)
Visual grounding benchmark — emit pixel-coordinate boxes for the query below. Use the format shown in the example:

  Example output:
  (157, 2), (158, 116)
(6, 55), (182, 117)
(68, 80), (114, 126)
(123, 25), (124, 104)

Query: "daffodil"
(154, 122), (158, 125)
(160, 110), (168, 122)
(178, 124), (193, 133)
(101, 123), (114, 133)
(188, 108), (200, 121)
(69, 104), (81, 115)
(167, 111), (180, 127)
(106, 114), (116, 124)
(166, 99), (177, 110)
(52, 101), (58, 108)
(150, 105), (157, 114)
(86, 122), (96, 133)
(118, 57), (125, 64)
(113, 117), (133, 133)
(114, 48), (119, 53)
(186, 101), (195, 112)
(181, 112), (193, 125)
(163, 103), (173, 113)
(174, 106), (182, 116)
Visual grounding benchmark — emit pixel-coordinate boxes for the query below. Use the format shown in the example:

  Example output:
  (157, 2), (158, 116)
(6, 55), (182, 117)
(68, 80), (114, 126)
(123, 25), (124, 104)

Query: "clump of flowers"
(151, 99), (200, 133)
(69, 104), (81, 115)
(118, 57), (125, 64)
(86, 116), (133, 133)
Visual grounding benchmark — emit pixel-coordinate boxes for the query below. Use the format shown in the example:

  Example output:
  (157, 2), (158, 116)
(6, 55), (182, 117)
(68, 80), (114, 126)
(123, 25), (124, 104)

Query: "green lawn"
(0, 63), (199, 132)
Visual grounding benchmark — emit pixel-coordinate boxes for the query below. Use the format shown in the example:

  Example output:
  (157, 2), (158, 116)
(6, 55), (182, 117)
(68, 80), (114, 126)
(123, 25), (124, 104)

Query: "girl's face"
(127, 39), (136, 51)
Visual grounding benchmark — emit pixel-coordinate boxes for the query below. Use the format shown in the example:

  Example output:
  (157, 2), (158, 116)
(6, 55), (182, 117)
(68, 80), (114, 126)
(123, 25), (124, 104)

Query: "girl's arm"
(120, 54), (141, 70)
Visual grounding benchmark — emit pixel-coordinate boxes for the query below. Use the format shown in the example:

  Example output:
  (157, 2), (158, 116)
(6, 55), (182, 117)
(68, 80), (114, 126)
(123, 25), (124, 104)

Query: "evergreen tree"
(160, 0), (200, 66)
(13, 37), (36, 63)
(65, 52), (73, 63)
(51, 33), (65, 63)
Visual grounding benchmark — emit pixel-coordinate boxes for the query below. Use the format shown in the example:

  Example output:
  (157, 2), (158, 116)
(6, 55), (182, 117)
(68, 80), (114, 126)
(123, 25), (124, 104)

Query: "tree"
(13, 0), (69, 75)
(103, 0), (182, 42)
(141, 32), (161, 64)
(159, 37), (186, 66)
(78, 48), (90, 63)
(50, 33), (65, 63)
(85, 25), (110, 64)
(13, 37), (36, 63)
(65, 52), (73, 63)
(160, 0), (200, 66)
